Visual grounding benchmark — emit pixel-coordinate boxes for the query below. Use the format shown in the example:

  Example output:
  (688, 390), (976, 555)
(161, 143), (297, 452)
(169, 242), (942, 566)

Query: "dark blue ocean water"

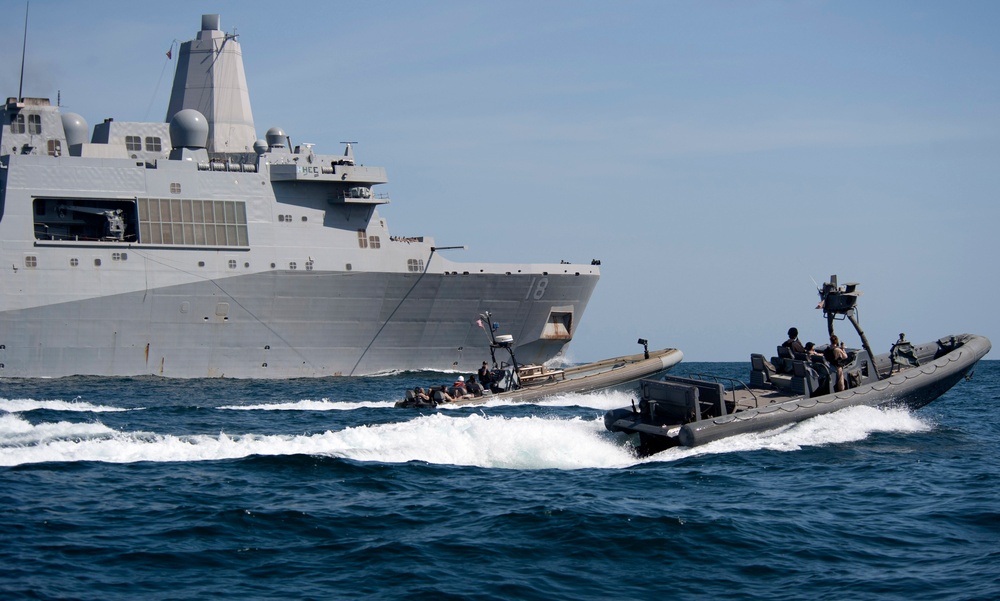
(2, 361), (999, 601)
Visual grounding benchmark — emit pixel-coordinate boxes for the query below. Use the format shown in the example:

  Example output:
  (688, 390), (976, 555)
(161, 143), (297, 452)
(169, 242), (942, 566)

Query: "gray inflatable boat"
(397, 311), (682, 408)
(606, 276), (991, 456)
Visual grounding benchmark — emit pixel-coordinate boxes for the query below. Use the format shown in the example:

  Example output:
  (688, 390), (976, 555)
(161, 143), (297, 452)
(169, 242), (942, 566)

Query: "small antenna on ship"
(18, 1), (30, 101)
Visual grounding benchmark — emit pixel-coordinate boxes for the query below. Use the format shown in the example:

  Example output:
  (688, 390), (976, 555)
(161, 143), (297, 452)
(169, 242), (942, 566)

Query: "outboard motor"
(490, 367), (520, 393)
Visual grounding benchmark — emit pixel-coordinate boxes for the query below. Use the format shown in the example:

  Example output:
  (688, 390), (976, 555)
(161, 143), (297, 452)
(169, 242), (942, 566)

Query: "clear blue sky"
(4, 1), (998, 362)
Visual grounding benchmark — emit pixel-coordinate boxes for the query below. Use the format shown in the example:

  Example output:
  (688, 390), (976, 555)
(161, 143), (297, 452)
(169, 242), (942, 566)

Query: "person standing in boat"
(826, 334), (849, 391)
(782, 327), (807, 354)
(478, 361), (493, 387)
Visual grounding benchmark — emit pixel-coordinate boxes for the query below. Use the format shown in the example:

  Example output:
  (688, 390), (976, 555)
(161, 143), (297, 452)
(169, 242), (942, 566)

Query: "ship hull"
(0, 269), (598, 378)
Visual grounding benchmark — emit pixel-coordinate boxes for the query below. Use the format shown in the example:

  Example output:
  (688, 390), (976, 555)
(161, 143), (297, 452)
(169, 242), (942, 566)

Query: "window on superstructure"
(305, 260), (314, 271)
(170, 183), (181, 194)
(125, 136), (142, 152)
(228, 259), (237, 269)
(47, 139), (61, 157)
(369, 235), (381, 249)
(27, 114), (41, 134)
(407, 259), (424, 272)
(289, 262), (297, 270)
(111, 252), (127, 261)
(357, 230), (368, 249)
(10, 114), (25, 134)
(137, 198), (248, 247)
(145, 137), (162, 152)
(24, 255), (37, 268)
(70, 258), (79, 267)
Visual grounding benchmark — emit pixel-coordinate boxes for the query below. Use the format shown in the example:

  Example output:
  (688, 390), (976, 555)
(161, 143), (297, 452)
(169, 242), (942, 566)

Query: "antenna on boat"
(17, 1), (29, 101)
(479, 310), (521, 390)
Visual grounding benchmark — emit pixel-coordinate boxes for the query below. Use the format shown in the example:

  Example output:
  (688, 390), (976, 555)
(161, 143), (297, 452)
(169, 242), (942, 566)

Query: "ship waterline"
(0, 15), (599, 378)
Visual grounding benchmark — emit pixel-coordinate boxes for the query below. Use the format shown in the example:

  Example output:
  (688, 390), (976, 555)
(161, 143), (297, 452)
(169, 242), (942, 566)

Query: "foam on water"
(649, 405), (933, 461)
(0, 397), (130, 413)
(0, 413), (118, 449)
(0, 404), (933, 469)
(317, 413), (640, 469)
(219, 399), (397, 411)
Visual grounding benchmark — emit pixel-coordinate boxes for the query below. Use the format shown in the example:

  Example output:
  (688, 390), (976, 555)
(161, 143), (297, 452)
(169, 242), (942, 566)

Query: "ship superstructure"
(0, 15), (599, 378)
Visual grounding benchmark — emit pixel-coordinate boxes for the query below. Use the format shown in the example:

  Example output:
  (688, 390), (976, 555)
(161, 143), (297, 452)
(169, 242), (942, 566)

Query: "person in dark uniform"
(478, 361), (493, 387)
(782, 327), (807, 354)
(465, 375), (484, 396)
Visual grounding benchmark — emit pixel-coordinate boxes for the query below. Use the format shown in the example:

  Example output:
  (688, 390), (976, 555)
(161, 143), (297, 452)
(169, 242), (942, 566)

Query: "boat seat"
(790, 360), (821, 398)
(890, 340), (919, 373)
(659, 375), (735, 418)
(640, 379), (700, 423)
(808, 355), (834, 395)
(750, 353), (774, 388)
(775, 346), (795, 373)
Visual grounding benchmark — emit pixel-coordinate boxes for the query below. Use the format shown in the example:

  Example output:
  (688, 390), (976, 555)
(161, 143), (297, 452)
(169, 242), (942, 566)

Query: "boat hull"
(399, 347), (683, 407)
(608, 334), (991, 454)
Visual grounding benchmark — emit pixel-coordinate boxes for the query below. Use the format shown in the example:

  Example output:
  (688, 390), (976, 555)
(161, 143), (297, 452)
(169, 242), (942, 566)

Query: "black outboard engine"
(490, 367), (521, 393)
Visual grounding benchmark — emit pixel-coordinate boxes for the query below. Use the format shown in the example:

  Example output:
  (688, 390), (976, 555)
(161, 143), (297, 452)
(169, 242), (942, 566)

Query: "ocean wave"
(650, 405), (933, 460)
(0, 397), (131, 413)
(0, 405), (933, 469)
(218, 399), (397, 411)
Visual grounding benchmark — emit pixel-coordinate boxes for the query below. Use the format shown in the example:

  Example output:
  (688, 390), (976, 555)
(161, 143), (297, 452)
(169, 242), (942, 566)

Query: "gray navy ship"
(0, 14), (599, 378)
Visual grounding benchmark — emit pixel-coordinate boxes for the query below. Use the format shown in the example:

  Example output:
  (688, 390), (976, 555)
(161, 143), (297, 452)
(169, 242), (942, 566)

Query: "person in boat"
(805, 341), (823, 357)
(451, 376), (471, 398)
(825, 334), (849, 391)
(782, 327), (807, 354)
(413, 387), (432, 404)
(426, 385), (455, 403)
(478, 361), (494, 387)
(465, 375), (484, 396)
